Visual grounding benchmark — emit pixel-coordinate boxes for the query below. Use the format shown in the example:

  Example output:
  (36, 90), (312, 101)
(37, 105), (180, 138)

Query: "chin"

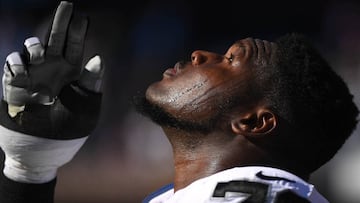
(144, 83), (161, 106)
(145, 81), (176, 109)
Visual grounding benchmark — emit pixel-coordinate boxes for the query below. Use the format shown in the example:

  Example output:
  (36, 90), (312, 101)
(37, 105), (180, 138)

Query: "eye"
(226, 53), (234, 63)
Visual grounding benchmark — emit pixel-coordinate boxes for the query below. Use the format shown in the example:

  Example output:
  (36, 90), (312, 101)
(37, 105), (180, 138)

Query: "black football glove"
(0, 1), (104, 184)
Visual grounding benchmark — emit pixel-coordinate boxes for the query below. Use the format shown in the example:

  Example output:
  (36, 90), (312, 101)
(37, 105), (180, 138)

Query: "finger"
(4, 52), (28, 87)
(24, 37), (45, 65)
(3, 53), (53, 107)
(64, 13), (88, 65)
(78, 55), (104, 93)
(3, 52), (29, 106)
(46, 1), (73, 56)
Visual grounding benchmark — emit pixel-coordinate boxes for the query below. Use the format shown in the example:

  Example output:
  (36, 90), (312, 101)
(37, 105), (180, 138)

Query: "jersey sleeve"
(143, 183), (174, 203)
(150, 166), (329, 203)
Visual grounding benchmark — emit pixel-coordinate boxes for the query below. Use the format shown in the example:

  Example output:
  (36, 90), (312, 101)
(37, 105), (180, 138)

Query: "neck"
(162, 126), (271, 191)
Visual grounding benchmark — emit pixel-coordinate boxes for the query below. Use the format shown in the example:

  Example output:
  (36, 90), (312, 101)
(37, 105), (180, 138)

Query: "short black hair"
(256, 33), (359, 174)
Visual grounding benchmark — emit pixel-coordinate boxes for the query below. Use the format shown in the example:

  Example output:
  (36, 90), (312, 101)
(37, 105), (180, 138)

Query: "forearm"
(0, 171), (56, 203)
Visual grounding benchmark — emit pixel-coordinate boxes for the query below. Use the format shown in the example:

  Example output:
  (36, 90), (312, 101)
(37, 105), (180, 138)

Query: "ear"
(231, 109), (277, 137)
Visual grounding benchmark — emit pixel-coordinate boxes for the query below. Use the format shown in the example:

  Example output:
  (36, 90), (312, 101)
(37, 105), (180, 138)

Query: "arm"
(0, 171), (56, 203)
(0, 1), (104, 202)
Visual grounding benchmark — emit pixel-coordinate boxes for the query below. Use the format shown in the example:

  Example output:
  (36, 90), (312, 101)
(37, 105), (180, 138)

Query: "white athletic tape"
(7, 105), (25, 118)
(79, 55), (103, 92)
(0, 125), (88, 183)
(85, 55), (102, 73)
(24, 37), (45, 65)
(5, 52), (23, 66)
(24, 37), (41, 48)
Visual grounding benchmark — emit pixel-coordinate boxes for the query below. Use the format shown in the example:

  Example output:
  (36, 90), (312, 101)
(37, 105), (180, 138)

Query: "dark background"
(0, 0), (359, 202)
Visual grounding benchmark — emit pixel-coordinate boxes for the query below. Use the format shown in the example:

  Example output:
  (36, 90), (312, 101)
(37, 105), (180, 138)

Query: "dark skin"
(145, 38), (295, 191)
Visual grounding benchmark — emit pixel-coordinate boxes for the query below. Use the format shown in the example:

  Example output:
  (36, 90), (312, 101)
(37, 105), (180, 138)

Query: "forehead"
(227, 38), (254, 53)
(228, 37), (277, 64)
(225, 38), (256, 59)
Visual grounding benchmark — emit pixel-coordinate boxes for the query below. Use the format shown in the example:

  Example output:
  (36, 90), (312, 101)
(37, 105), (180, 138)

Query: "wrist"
(0, 125), (88, 184)
(3, 157), (58, 184)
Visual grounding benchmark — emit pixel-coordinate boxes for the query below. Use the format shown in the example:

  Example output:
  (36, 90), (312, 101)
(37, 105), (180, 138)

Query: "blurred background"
(0, 0), (359, 202)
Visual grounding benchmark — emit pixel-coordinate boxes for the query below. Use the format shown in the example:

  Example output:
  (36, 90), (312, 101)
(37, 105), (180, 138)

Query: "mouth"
(163, 61), (184, 78)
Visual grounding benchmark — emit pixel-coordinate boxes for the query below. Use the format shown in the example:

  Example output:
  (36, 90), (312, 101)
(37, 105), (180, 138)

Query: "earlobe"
(231, 109), (277, 136)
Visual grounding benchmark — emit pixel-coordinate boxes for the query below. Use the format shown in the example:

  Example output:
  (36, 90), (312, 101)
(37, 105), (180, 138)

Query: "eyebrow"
(230, 41), (246, 51)
(233, 40), (245, 47)
(233, 38), (275, 65)
(231, 40), (251, 58)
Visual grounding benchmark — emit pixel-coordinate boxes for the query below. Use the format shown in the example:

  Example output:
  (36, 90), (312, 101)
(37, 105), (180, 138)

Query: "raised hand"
(0, 1), (104, 184)
(3, 1), (96, 108)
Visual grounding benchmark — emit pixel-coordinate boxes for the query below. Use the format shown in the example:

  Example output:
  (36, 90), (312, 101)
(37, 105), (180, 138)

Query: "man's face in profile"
(146, 38), (268, 121)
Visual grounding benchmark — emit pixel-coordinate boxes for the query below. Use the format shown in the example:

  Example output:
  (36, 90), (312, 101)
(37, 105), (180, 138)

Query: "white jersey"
(143, 166), (329, 203)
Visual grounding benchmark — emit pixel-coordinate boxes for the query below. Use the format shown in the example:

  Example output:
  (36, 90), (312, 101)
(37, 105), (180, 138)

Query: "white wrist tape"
(0, 125), (88, 184)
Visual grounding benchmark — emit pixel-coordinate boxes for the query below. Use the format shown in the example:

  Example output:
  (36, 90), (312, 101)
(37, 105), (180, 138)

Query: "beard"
(132, 95), (220, 134)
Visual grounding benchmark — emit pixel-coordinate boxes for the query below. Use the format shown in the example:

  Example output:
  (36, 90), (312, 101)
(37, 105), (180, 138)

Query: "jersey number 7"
(211, 180), (310, 203)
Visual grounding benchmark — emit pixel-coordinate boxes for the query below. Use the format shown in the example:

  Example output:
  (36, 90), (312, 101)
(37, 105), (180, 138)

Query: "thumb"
(78, 55), (104, 93)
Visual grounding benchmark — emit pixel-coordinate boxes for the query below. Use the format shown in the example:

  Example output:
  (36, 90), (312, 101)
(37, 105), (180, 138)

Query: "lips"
(163, 67), (177, 77)
(163, 61), (184, 78)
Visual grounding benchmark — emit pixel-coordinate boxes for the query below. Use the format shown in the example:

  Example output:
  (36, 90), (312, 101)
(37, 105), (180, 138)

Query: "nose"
(191, 50), (222, 66)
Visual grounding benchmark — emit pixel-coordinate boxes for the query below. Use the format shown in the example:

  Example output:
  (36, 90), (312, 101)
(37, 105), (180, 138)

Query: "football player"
(0, 1), (358, 203)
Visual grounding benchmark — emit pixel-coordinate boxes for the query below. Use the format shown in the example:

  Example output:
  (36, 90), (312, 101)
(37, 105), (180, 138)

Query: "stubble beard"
(132, 95), (218, 134)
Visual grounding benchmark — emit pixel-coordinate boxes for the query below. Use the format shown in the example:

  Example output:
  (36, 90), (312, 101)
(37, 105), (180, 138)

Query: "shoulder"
(144, 166), (329, 203)
(143, 183), (174, 203)
(204, 166), (329, 203)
